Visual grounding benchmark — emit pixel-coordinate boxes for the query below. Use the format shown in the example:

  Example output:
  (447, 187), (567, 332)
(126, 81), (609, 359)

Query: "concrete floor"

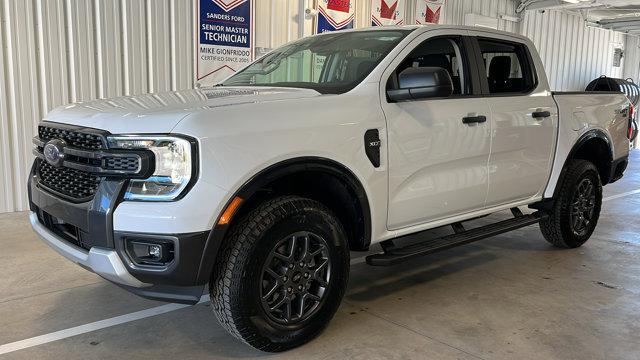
(1, 151), (639, 360)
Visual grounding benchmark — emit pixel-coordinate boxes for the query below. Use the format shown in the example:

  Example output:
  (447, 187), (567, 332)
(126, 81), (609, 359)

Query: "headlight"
(107, 136), (196, 201)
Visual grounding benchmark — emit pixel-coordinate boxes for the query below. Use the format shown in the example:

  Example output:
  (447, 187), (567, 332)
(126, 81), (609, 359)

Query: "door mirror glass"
(387, 67), (454, 102)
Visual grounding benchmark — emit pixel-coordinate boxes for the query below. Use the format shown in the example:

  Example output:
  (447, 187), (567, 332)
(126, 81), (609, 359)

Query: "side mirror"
(387, 67), (454, 102)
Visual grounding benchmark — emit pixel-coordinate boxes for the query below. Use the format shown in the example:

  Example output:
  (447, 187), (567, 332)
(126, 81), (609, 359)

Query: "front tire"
(209, 196), (349, 352)
(540, 160), (602, 248)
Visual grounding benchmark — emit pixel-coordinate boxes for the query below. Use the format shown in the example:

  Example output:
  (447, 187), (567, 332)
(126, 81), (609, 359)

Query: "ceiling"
(516, 0), (640, 35)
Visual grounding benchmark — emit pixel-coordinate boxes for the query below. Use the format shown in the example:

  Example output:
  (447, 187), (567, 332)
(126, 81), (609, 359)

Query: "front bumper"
(28, 162), (213, 304)
(29, 211), (148, 288)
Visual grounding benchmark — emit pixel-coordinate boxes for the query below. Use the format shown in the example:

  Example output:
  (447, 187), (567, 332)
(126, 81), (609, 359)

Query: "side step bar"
(366, 209), (548, 266)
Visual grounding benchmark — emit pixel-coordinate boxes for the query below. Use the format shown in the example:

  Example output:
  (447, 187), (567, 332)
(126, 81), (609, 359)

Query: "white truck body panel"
(38, 25), (631, 247)
(544, 93), (630, 198)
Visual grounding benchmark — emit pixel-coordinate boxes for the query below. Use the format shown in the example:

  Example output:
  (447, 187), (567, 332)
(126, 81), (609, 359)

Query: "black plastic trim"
(367, 211), (547, 266)
(609, 155), (629, 184)
(195, 157), (372, 285)
(364, 129), (381, 168)
(116, 284), (204, 305)
(552, 91), (622, 95)
(551, 129), (614, 199)
(115, 230), (210, 286)
(29, 166), (127, 249)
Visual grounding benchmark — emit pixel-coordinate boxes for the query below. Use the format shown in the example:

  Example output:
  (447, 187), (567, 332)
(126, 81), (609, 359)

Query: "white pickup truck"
(28, 25), (632, 352)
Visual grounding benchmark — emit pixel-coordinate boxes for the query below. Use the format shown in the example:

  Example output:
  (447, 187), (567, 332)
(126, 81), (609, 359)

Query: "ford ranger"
(28, 25), (632, 352)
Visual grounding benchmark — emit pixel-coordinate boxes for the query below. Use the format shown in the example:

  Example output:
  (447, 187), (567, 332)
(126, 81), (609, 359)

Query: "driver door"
(382, 30), (492, 230)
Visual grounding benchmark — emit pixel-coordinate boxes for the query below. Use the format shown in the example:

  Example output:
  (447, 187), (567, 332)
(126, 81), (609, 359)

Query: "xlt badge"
(364, 129), (381, 168)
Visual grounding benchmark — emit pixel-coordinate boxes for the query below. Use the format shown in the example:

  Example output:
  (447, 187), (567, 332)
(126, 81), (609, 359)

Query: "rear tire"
(209, 196), (349, 352)
(540, 160), (602, 248)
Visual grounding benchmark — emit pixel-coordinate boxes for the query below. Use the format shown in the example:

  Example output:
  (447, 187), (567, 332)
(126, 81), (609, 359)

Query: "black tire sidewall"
(556, 162), (602, 247)
(236, 200), (349, 349)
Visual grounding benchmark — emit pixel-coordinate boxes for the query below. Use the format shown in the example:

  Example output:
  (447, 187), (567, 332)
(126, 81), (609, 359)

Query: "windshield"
(222, 30), (412, 94)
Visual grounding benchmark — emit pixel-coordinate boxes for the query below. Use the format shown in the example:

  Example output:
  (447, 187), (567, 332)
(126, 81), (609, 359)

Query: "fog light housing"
(125, 239), (175, 266)
(148, 244), (162, 260)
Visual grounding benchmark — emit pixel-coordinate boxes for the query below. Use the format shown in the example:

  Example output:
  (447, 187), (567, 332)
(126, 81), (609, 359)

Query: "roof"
(313, 24), (533, 43)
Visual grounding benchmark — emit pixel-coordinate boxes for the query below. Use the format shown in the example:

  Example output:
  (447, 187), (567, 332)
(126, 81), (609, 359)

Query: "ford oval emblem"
(43, 139), (66, 168)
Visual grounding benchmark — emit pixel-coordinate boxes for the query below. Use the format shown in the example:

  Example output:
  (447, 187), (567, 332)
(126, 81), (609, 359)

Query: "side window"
(389, 37), (470, 96)
(477, 39), (536, 95)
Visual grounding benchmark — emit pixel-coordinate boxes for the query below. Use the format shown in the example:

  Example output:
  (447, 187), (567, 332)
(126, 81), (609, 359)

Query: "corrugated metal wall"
(624, 35), (640, 84)
(520, 9), (626, 91)
(439, 0), (519, 33)
(0, 0), (197, 213)
(0, 0), (633, 213)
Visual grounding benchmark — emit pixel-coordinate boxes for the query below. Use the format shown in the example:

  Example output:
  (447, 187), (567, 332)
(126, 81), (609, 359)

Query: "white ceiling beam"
(599, 16), (640, 26)
(521, 0), (604, 11)
(607, 23), (640, 31)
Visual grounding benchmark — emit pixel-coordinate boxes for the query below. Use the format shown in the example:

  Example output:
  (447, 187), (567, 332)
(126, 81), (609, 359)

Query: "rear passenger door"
(468, 33), (557, 207)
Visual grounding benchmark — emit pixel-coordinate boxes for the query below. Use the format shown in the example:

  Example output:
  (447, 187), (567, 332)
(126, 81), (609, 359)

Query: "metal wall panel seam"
(121, 0), (130, 95)
(0, 0), (13, 212)
(64, 0), (76, 101)
(170, 0), (176, 90)
(145, 0), (153, 92)
(94, 0), (104, 99)
(3, 0), (21, 211)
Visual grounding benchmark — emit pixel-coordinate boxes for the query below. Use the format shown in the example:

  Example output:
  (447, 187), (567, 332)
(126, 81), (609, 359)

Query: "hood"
(44, 87), (321, 134)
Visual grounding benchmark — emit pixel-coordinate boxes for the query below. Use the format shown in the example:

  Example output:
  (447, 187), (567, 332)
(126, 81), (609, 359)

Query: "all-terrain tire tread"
(209, 196), (346, 352)
(540, 159), (602, 248)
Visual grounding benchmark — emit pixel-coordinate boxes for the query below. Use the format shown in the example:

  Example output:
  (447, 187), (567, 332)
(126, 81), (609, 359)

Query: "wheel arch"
(553, 129), (613, 199)
(195, 157), (372, 284)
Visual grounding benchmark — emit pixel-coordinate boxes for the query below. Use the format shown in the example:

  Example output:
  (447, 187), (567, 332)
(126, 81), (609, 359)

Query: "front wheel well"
(228, 159), (372, 252)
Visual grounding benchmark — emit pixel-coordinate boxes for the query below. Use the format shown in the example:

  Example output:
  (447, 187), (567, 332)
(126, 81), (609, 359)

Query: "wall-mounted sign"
(415, 0), (444, 25)
(371, 0), (405, 26)
(316, 0), (355, 33)
(197, 0), (255, 85)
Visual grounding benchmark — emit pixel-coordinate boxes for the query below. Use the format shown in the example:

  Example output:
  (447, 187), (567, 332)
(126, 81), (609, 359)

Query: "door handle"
(462, 115), (487, 125)
(532, 111), (551, 119)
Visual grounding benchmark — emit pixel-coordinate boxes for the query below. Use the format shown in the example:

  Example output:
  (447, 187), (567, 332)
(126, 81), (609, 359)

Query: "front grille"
(34, 123), (152, 202)
(37, 161), (101, 201)
(103, 156), (140, 171)
(38, 125), (105, 150)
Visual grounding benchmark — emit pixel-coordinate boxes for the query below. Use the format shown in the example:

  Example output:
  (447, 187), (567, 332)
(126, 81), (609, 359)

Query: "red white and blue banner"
(415, 0), (444, 25)
(197, 0), (254, 85)
(371, 0), (405, 26)
(316, 0), (355, 34)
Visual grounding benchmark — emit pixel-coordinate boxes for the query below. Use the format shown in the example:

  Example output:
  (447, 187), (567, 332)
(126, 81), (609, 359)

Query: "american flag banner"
(371, 0), (406, 26)
(415, 0), (445, 25)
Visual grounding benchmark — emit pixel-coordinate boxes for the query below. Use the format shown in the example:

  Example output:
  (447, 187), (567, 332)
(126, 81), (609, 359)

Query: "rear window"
(478, 39), (537, 95)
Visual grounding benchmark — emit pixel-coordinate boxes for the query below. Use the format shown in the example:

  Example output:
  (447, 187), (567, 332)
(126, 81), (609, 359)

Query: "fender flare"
(194, 157), (372, 284)
(552, 129), (613, 199)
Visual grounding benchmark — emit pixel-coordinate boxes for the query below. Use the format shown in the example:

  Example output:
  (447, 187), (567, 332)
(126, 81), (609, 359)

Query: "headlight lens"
(107, 136), (194, 201)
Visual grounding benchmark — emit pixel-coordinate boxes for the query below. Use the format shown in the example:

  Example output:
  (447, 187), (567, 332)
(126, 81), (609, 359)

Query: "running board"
(366, 209), (547, 267)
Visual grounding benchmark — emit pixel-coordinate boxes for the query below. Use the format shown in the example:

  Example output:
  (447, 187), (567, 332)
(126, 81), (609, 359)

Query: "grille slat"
(103, 156), (140, 171)
(38, 161), (101, 201)
(38, 125), (104, 150)
(36, 124), (107, 202)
